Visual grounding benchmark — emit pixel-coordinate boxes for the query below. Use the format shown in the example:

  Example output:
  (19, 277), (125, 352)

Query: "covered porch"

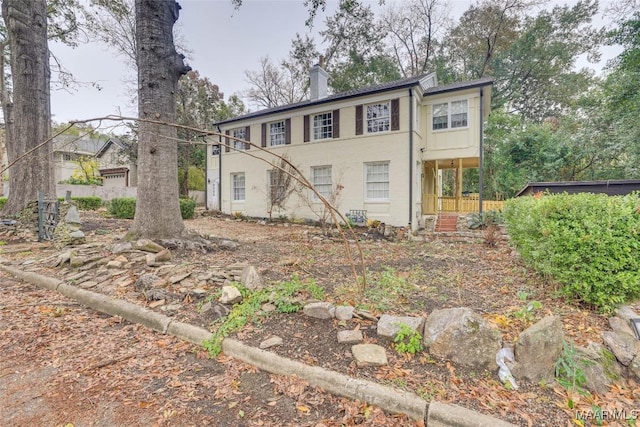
(421, 158), (503, 215)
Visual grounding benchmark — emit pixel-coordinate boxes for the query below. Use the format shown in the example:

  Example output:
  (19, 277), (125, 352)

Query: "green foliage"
(512, 300), (542, 324)
(393, 323), (423, 355)
(358, 267), (415, 312)
(57, 196), (103, 210)
(203, 276), (324, 357)
(107, 197), (136, 219)
(466, 210), (504, 229)
(0, 197), (6, 210)
(59, 176), (103, 186)
(505, 193), (640, 312)
(555, 340), (592, 403)
(179, 198), (196, 220)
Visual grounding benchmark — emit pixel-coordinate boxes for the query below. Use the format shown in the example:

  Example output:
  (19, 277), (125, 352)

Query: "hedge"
(58, 196), (103, 210)
(108, 197), (196, 220)
(504, 192), (640, 312)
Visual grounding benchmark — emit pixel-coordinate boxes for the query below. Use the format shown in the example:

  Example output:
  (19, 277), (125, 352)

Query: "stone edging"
(0, 262), (516, 427)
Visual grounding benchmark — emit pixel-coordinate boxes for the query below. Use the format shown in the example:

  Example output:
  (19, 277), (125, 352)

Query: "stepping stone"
(352, 344), (387, 367)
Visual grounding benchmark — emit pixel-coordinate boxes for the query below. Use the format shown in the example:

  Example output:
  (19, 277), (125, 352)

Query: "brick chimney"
(309, 56), (328, 101)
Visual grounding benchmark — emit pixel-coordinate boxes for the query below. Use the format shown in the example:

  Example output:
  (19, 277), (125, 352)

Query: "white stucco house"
(206, 66), (493, 231)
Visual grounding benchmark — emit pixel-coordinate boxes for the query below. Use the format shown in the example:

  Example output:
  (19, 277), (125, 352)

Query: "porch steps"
(435, 213), (459, 232)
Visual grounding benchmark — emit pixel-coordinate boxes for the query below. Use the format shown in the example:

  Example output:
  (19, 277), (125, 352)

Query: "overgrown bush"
(58, 196), (103, 210)
(109, 197), (196, 220)
(179, 197), (196, 219)
(178, 166), (206, 191)
(108, 197), (136, 219)
(504, 192), (640, 312)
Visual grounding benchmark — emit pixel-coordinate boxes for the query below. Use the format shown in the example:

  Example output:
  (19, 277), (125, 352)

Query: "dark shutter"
(355, 104), (363, 135)
(333, 109), (340, 138)
(261, 123), (267, 147)
(303, 115), (310, 142)
(285, 118), (291, 145)
(391, 98), (400, 131)
(244, 126), (251, 150)
(225, 130), (230, 152)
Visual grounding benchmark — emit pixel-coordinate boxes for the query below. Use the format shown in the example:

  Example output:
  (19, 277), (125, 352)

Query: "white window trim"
(312, 112), (333, 141)
(231, 172), (245, 202)
(364, 161), (390, 201)
(310, 165), (332, 202)
(431, 98), (469, 132)
(232, 128), (246, 150)
(269, 121), (286, 146)
(365, 101), (391, 134)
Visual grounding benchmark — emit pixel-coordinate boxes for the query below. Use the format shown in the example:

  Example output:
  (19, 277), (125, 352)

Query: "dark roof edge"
(215, 78), (423, 126)
(515, 179), (640, 196)
(423, 77), (494, 96)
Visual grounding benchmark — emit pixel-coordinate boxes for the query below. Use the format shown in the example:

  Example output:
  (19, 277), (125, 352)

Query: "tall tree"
(130, 0), (190, 238)
(1, 0), (54, 216)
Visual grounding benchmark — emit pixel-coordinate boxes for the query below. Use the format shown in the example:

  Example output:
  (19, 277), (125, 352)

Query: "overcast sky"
(48, 0), (621, 131)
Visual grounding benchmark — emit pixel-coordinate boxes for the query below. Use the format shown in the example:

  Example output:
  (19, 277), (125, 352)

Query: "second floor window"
(366, 102), (390, 133)
(232, 128), (246, 150)
(433, 100), (468, 130)
(313, 112), (333, 140)
(270, 121), (286, 146)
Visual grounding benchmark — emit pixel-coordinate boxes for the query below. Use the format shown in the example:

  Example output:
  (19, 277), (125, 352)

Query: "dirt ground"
(1, 209), (639, 426)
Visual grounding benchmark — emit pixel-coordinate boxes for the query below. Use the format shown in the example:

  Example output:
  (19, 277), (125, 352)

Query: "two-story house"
(207, 66), (492, 231)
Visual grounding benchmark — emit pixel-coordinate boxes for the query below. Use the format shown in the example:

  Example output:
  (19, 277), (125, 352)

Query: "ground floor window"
(232, 173), (245, 201)
(311, 166), (332, 200)
(365, 161), (389, 200)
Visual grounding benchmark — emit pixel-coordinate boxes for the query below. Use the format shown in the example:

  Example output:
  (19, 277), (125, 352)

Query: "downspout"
(478, 88), (484, 216)
(216, 125), (222, 211)
(203, 135), (208, 210)
(408, 88), (414, 229)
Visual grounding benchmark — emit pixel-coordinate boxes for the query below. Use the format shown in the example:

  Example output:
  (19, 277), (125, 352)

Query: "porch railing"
(422, 193), (504, 214)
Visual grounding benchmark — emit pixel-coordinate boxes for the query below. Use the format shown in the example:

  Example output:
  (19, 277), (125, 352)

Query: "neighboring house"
(516, 179), (640, 197)
(53, 135), (137, 187)
(207, 66), (492, 231)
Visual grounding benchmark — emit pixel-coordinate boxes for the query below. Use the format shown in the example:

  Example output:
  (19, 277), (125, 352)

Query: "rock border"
(0, 262), (516, 427)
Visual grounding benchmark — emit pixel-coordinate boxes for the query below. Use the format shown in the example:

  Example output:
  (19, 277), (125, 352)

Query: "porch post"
(456, 158), (463, 212)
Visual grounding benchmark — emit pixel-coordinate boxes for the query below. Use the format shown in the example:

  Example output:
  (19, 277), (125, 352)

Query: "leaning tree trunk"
(130, 0), (190, 238)
(1, 0), (54, 217)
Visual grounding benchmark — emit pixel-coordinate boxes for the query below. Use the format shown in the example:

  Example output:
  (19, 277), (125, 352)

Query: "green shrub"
(466, 209), (504, 229)
(108, 197), (197, 220)
(504, 192), (640, 312)
(108, 197), (136, 219)
(178, 166), (206, 192)
(0, 197), (6, 210)
(58, 196), (103, 210)
(179, 198), (196, 219)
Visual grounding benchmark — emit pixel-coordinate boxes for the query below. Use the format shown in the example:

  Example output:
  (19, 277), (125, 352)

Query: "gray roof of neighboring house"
(515, 179), (640, 197)
(215, 74), (494, 126)
(53, 135), (109, 155)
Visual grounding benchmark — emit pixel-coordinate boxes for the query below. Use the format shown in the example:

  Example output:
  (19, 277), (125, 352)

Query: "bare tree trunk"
(1, 0), (54, 216)
(130, 0), (190, 239)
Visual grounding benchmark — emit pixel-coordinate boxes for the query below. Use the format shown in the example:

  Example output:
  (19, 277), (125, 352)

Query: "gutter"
(408, 88), (414, 228)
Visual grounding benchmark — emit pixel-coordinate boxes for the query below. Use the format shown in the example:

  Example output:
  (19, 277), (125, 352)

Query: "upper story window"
(63, 153), (73, 161)
(232, 127), (247, 150)
(313, 112), (333, 140)
(432, 100), (468, 130)
(270, 121), (286, 146)
(366, 102), (390, 133)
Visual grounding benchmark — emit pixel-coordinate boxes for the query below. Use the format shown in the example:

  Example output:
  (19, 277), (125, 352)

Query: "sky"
(48, 0), (622, 131)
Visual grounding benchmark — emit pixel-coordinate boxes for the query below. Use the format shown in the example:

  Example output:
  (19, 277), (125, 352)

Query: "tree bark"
(1, 0), (54, 217)
(131, 0), (190, 238)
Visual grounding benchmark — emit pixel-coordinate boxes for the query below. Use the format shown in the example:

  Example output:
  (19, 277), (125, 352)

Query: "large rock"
(423, 307), (502, 371)
(134, 273), (166, 292)
(65, 205), (82, 225)
(377, 315), (425, 339)
(334, 305), (355, 321)
(630, 355), (640, 381)
(609, 316), (635, 337)
(574, 342), (623, 395)
(303, 302), (335, 319)
(511, 316), (564, 382)
(241, 265), (263, 290)
(132, 239), (165, 253)
(602, 330), (640, 366)
(352, 344), (388, 367)
(219, 286), (243, 304)
(615, 306), (639, 323)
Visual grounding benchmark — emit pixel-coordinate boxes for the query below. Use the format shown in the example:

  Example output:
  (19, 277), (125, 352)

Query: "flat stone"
(154, 248), (172, 262)
(160, 303), (182, 312)
(352, 344), (387, 367)
(133, 239), (165, 253)
(169, 272), (192, 284)
(259, 336), (283, 349)
(261, 303), (277, 313)
(65, 205), (82, 225)
(66, 271), (88, 282)
(338, 330), (364, 344)
(69, 230), (85, 240)
(106, 260), (124, 269)
(576, 342), (623, 394)
(334, 305), (355, 321)
(377, 314), (424, 339)
(303, 302), (335, 319)
(219, 285), (242, 304)
(145, 253), (160, 267)
(113, 255), (128, 264)
(609, 316), (635, 337)
(219, 239), (239, 250)
(78, 281), (98, 289)
(111, 241), (132, 254)
(602, 330), (640, 366)
(615, 306), (639, 323)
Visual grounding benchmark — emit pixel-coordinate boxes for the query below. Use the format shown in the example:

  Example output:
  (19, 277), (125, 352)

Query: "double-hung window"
(311, 166), (332, 201)
(366, 102), (390, 133)
(313, 112), (333, 140)
(232, 173), (245, 201)
(270, 121), (286, 146)
(432, 100), (468, 130)
(365, 162), (389, 200)
(232, 128), (246, 150)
